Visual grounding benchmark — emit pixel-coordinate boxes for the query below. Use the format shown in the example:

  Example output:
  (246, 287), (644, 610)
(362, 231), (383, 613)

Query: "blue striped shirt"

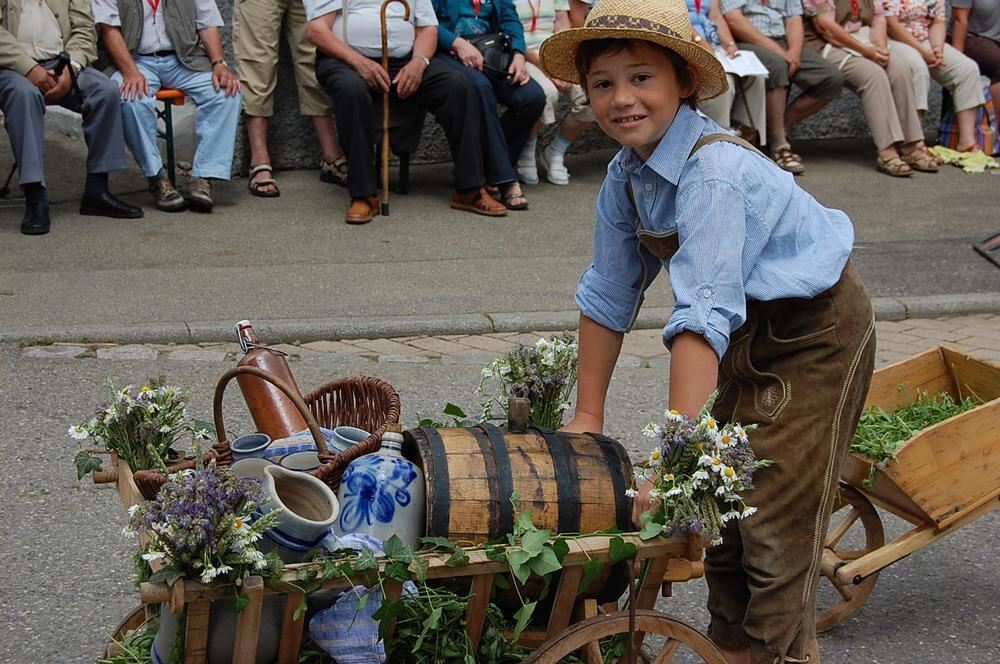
(575, 105), (854, 361)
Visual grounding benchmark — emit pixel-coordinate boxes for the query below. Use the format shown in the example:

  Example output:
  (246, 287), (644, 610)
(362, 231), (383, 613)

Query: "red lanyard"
(850, 0), (859, 15)
(527, 0), (539, 31)
(146, 0), (161, 14)
(695, 0), (702, 13)
(473, 0), (481, 16)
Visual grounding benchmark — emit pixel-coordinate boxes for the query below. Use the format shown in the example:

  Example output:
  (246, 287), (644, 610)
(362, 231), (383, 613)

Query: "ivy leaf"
(74, 451), (103, 480)
(550, 537), (569, 563)
(512, 601), (537, 640)
(355, 549), (379, 571)
(384, 560), (411, 583)
(446, 547), (470, 567)
(424, 606), (443, 630)
(410, 557), (430, 583)
(234, 591), (250, 613)
(527, 546), (562, 578)
(493, 574), (511, 590)
(516, 509), (536, 535)
(507, 548), (533, 585)
(357, 592), (369, 611)
(384, 535), (414, 563)
(520, 528), (551, 556)
(420, 536), (453, 550)
(293, 594), (308, 621)
(148, 567), (184, 586)
(638, 520), (664, 541)
(609, 536), (637, 564)
(264, 551), (285, 578)
(443, 402), (468, 419)
(578, 558), (604, 593)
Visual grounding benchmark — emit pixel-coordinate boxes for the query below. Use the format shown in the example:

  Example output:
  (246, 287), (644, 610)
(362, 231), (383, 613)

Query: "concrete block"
(871, 297), (907, 322)
(22, 345), (87, 359)
(902, 293), (1000, 319)
(440, 350), (498, 366)
(96, 345), (158, 360)
(377, 354), (431, 364)
(166, 349), (229, 362)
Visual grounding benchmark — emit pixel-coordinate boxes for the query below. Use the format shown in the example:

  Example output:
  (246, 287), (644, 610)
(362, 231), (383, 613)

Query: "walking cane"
(379, 0), (410, 216)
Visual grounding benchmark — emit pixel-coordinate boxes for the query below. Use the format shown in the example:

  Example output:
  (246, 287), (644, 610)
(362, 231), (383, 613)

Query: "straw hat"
(539, 0), (728, 101)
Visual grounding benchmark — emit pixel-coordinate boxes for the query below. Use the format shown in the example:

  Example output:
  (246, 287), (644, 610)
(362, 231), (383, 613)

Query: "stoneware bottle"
(334, 426), (425, 547)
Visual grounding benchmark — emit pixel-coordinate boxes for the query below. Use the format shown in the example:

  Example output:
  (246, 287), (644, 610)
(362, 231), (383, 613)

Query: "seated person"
(94, 0), (243, 212)
(0, 0), (141, 235)
(722, 0), (845, 173)
(306, 0), (507, 223)
(949, 0), (1000, 108)
(515, 0), (595, 186)
(688, 0), (767, 145)
(885, 0), (986, 154)
(804, 0), (939, 175)
(433, 0), (546, 209)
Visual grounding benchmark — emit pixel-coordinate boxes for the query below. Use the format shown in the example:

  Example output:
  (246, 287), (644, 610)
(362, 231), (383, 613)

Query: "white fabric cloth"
(304, 0), (439, 59)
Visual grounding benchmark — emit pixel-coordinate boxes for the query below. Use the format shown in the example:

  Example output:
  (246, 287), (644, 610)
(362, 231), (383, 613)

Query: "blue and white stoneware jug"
(334, 430), (425, 547)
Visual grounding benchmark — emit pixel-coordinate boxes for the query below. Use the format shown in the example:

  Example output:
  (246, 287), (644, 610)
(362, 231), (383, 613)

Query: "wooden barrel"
(403, 424), (633, 543)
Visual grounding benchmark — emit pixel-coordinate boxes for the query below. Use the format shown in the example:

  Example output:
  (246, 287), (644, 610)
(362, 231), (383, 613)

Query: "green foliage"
(97, 617), (156, 664)
(851, 389), (981, 488)
(416, 402), (478, 428)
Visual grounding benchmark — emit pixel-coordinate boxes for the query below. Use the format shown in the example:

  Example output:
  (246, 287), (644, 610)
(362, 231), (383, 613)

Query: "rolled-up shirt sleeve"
(575, 167), (660, 332)
(195, 0), (224, 29)
(91, 0), (120, 25)
(663, 178), (749, 361)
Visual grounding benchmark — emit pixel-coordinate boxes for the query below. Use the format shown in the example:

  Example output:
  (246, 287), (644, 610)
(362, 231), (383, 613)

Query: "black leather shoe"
(79, 192), (144, 219)
(20, 199), (50, 235)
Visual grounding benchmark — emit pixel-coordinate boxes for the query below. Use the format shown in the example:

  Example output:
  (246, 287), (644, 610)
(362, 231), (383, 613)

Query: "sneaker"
(540, 148), (570, 186)
(183, 177), (214, 212)
(517, 151), (539, 185)
(149, 175), (186, 212)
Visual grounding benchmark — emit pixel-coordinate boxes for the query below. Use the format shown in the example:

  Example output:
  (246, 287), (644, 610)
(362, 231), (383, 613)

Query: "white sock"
(520, 136), (538, 164)
(547, 132), (572, 157)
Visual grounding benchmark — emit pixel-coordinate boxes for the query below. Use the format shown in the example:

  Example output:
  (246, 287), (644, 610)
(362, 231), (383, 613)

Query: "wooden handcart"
(111, 532), (723, 664)
(817, 346), (1000, 631)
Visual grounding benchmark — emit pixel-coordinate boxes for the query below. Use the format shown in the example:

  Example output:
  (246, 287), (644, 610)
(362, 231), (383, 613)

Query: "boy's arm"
(669, 332), (719, 417)
(562, 314), (623, 434)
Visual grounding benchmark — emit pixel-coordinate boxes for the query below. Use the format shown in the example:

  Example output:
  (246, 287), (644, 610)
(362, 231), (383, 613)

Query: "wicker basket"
(132, 366), (400, 500)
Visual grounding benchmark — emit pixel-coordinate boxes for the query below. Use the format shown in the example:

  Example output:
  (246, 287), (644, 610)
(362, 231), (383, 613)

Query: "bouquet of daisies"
(125, 464), (279, 585)
(634, 393), (770, 545)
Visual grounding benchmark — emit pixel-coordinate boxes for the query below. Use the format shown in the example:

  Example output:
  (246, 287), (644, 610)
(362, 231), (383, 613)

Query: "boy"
(539, 1), (876, 663)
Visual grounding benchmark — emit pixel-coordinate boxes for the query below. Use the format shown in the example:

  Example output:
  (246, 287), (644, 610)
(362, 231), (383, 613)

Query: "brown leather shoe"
(451, 187), (507, 217)
(345, 196), (380, 224)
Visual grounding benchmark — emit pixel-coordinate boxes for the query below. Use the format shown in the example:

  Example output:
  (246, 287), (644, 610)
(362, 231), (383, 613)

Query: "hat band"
(586, 15), (685, 40)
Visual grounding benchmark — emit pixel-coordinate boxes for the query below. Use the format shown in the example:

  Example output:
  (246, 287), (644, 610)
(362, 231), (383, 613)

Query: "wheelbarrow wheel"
(816, 483), (885, 632)
(523, 609), (726, 664)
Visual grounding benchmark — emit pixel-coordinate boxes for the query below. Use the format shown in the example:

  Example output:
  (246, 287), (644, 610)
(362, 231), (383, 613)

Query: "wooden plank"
(840, 454), (928, 522)
(865, 347), (951, 411)
(184, 600), (211, 664)
(465, 573), (495, 650)
(276, 591), (305, 664)
(544, 565), (584, 640)
(941, 347), (1000, 402)
(117, 460), (146, 511)
(231, 576), (264, 664)
(382, 578), (403, 637)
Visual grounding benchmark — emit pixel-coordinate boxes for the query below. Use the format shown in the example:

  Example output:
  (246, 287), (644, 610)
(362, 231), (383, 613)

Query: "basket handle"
(213, 365), (329, 456)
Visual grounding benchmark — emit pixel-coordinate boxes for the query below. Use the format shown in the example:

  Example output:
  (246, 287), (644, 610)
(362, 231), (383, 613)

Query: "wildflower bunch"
(634, 393), (770, 545)
(477, 332), (578, 429)
(125, 464), (279, 585)
(69, 377), (208, 477)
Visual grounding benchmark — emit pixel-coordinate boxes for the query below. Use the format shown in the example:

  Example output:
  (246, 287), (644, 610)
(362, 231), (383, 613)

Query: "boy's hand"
(559, 412), (603, 434)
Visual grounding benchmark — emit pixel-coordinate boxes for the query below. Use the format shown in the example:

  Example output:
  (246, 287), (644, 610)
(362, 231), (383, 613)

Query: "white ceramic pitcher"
(260, 465), (341, 563)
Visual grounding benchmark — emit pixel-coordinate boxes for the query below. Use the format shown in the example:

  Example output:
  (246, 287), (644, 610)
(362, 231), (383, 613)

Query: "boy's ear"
(683, 63), (698, 99)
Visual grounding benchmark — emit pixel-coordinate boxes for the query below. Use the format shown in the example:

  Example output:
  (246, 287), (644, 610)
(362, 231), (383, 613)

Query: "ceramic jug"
(260, 465), (341, 563)
(334, 428), (425, 547)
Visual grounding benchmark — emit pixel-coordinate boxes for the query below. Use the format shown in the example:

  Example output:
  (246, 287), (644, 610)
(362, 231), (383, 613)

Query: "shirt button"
(702, 289), (712, 299)
(644, 183), (653, 191)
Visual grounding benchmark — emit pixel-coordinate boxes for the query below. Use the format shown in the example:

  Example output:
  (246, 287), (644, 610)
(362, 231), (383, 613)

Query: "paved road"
(1, 135), (997, 344)
(3, 315), (998, 663)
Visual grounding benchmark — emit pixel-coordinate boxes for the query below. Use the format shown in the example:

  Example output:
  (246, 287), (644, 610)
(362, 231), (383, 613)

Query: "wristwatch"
(416, 55), (431, 67)
(211, 59), (227, 69)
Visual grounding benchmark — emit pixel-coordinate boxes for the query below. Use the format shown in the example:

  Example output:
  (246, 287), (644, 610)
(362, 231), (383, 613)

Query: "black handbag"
(466, 32), (514, 82)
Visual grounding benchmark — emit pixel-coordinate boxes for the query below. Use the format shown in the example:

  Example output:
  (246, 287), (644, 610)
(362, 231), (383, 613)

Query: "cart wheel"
(523, 609), (726, 664)
(816, 484), (885, 632)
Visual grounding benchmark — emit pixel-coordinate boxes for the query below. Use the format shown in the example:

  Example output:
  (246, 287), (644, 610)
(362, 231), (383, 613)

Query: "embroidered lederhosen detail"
(621, 133), (769, 331)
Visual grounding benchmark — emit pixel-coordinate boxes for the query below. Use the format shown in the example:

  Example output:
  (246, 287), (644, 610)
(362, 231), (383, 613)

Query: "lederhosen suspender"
(622, 133), (770, 331)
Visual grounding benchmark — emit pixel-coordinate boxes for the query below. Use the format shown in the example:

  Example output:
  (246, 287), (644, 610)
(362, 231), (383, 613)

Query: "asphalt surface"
(0, 133), (998, 344)
(2, 348), (997, 663)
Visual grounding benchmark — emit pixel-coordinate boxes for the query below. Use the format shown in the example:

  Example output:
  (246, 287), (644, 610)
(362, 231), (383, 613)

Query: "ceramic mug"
(231, 457), (274, 483)
(331, 426), (370, 453)
(280, 450), (322, 472)
(231, 433), (272, 461)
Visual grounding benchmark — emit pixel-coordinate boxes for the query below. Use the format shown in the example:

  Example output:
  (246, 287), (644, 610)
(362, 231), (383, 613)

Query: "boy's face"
(584, 42), (695, 162)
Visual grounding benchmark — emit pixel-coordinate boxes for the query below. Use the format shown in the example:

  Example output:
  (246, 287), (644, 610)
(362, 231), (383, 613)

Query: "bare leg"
(765, 87), (788, 146)
(246, 115), (277, 195)
(955, 107), (980, 151)
(560, 113), (591, 141)
(992, 82), (1000, 109)
(784, 94), (830, 129)
(310, 114), (343, 164)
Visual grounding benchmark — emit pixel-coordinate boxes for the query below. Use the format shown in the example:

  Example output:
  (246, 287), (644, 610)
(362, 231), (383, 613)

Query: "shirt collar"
(620, 105), (705, 185)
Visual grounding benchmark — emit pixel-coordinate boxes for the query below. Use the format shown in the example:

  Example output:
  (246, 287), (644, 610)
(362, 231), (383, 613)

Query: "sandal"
(771, 145), (804, 175)
(899, 149), (939, 173)
(248, 164), (280, 198)
(876, 155), (913, 177)
(451, 187), (508, 217)
(500, 181), (529, 210)
(320, 156), (349, 187)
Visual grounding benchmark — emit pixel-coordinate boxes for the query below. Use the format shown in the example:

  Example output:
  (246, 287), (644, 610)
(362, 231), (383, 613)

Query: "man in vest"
(1, 0), (142, 235)
(93, 0), (241, 212)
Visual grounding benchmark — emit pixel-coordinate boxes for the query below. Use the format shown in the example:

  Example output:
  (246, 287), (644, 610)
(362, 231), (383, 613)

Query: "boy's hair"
(574, 38), (697, 109)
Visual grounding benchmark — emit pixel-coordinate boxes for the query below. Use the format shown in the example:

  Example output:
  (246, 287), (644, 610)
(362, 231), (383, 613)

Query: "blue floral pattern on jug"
(338, 455), (418, 531)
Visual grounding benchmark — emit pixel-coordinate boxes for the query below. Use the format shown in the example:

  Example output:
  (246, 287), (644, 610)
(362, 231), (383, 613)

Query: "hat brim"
(539, 27), (728, 101)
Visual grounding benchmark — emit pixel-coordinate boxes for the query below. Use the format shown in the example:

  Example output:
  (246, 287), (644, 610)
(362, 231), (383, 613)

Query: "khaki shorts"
(233, 0), (330, 117)
(525, 61), (595, 126)
(705, 260), (876, 664)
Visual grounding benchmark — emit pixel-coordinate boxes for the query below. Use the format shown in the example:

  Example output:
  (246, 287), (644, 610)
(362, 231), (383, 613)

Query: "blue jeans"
(112, 54), (241, 179)
(439, 55), (545, 185)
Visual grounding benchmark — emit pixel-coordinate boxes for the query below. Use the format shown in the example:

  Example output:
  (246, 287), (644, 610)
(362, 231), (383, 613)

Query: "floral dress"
(885, 0), (944, 41)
